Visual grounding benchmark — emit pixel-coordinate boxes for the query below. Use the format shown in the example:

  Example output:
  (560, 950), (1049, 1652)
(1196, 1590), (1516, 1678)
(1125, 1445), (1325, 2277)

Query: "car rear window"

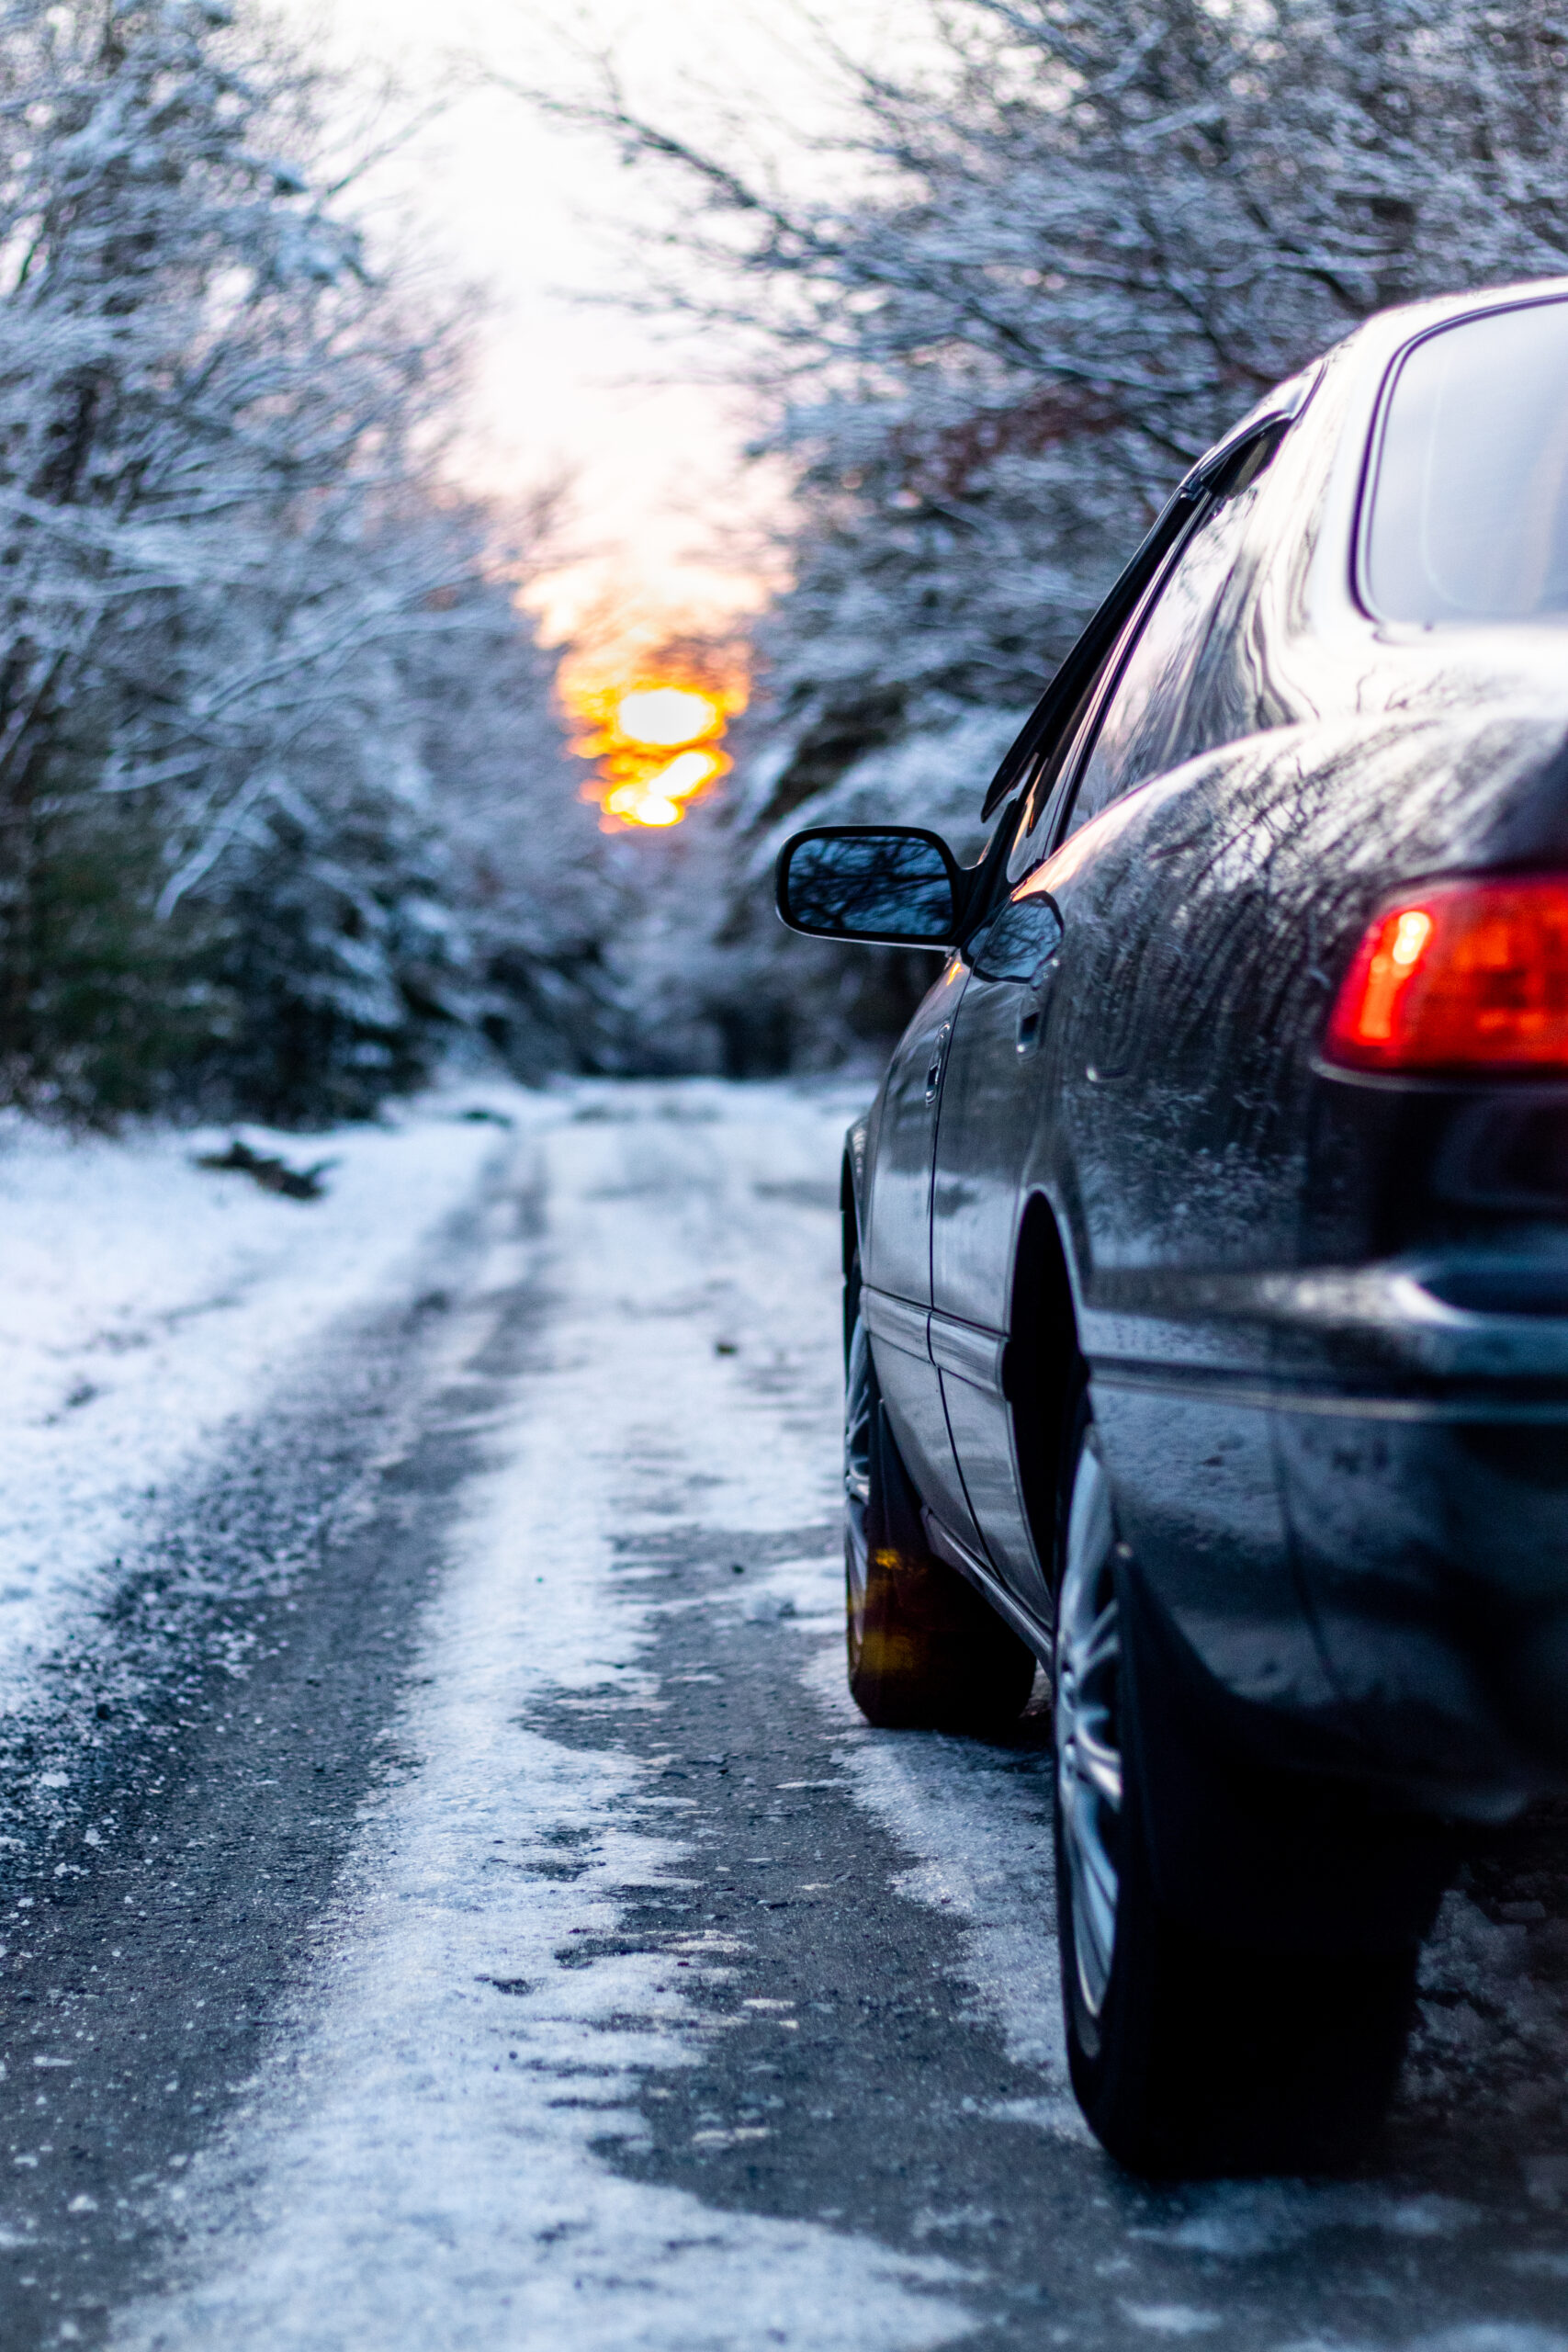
(1364, 299), (1568, 625)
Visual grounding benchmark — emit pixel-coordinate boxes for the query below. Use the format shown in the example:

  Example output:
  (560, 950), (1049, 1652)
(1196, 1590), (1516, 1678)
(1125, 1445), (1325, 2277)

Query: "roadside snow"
(0, 1093), (517, 1712)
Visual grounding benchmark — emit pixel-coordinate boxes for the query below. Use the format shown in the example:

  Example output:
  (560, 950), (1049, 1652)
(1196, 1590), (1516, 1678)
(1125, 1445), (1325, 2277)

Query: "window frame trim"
(985, 519), (1199, 909)
(977, 380), (1319, 831)
(976, 482), (1204, 827)
(1001, 485), (1216, 886)
(1047, 515), (1205, 853)
(961, 417), (1298, 941)
(1046, 421), (1293, 854)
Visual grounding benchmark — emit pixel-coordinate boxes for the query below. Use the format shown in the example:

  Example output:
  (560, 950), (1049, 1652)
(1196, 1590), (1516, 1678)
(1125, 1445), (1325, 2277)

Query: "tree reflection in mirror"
(779, 828), (956, 944)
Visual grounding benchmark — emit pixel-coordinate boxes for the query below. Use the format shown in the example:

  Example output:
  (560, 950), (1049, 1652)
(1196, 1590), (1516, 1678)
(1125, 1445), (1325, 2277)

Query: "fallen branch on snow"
(195, 1139), (335, 1201)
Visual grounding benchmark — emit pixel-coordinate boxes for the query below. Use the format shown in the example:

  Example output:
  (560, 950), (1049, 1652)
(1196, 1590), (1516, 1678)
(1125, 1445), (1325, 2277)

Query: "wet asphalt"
(0, 1119), (1565, 2349)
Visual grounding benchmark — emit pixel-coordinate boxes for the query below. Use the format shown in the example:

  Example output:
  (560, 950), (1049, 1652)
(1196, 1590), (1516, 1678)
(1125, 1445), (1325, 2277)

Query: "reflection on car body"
(777, 277), (1568, 2178)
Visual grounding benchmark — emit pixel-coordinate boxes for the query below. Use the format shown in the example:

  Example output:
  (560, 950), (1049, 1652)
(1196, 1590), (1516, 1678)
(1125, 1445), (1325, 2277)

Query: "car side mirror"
(775, 826), (961, 948)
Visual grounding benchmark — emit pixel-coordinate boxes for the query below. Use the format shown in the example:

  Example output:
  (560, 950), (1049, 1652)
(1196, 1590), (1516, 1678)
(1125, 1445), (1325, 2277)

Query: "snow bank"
(0, 1093), (519, 1713)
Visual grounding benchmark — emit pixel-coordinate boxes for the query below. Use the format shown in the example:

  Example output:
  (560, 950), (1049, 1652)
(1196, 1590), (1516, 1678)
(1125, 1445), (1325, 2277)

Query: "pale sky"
(282, 0), (908, 643)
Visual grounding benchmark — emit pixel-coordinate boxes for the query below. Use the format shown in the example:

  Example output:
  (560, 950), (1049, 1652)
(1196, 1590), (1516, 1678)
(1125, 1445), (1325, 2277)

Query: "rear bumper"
(1089, 1250), (1568, 1818)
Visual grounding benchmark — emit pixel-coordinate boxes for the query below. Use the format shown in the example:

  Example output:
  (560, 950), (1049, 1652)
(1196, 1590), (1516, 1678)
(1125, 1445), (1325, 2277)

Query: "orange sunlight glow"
(560, 656), (748, 831)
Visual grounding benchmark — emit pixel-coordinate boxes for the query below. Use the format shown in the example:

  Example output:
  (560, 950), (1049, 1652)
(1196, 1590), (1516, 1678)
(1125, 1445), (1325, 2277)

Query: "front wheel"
(1053, 1378), (1418, 2177)
(845, 1285), (1035, 1734)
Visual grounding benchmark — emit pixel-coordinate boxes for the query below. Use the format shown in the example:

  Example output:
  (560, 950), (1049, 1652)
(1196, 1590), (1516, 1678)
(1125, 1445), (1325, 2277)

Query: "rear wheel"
(845, 1282), (1035, 1734)
(1052, 1374), (1419, 2177)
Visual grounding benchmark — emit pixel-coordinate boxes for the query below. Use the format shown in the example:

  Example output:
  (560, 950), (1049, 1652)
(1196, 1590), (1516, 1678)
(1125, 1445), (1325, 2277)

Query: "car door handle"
(924, 1022), (952, 1102)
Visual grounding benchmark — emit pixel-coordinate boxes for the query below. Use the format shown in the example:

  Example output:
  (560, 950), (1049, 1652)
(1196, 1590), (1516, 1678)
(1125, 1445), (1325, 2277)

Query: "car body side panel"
(1022, 744), (1329, 1720)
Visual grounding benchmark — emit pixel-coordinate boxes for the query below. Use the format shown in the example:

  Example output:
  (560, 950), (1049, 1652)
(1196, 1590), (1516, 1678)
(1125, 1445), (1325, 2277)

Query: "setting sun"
(615, 686), (721, 748)
(560, 651), (748, 831)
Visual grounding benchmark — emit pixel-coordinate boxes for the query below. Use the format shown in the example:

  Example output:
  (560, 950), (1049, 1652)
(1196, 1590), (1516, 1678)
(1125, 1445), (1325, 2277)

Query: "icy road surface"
(0, 1080), (1564, 2351)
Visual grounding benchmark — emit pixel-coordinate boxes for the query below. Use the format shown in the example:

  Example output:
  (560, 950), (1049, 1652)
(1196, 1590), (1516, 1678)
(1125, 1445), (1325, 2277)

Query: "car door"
(928, 848), (1073, 1611)
(858, 956), (977, 1536)
(931, 440), (1292, 1628)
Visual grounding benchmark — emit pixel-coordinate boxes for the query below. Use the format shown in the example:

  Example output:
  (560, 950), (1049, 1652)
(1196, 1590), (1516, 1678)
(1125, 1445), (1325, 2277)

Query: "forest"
(6, 0), (1568, 1118)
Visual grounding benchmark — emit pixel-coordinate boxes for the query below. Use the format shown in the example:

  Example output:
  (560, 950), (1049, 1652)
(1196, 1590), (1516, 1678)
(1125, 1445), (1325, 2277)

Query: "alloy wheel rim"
(844, 1310), (874, 1661)
(1055, 1430), (1123, 2020)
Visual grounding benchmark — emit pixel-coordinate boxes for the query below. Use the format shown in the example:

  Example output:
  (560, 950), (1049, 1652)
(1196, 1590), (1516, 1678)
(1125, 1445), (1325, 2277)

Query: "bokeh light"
(615, 687), (721, 747)
(560, 651), (748, 830)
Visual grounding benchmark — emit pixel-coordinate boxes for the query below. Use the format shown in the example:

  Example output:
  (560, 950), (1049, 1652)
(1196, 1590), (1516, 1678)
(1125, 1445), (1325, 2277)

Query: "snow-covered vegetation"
(584, 0), (1568, 1069)
(0, 0), (611, 1123)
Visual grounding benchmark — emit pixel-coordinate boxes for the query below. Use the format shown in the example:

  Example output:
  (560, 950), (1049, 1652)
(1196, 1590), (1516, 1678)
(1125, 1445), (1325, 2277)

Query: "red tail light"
(1325, 875), (1568, 1072)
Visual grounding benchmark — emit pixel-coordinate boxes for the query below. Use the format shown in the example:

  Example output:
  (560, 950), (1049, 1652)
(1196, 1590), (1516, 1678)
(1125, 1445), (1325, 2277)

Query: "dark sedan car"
(776, 281), (1568, 2178)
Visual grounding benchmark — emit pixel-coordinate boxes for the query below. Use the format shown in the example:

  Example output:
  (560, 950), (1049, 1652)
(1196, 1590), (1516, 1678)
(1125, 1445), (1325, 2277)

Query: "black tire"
(844, 1276), (1036, 1734)
(1052, 1371), (1418, 2177)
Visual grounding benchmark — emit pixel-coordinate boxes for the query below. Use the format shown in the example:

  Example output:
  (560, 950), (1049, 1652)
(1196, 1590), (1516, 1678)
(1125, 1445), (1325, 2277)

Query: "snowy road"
(1, 1081), (1566, 2351)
